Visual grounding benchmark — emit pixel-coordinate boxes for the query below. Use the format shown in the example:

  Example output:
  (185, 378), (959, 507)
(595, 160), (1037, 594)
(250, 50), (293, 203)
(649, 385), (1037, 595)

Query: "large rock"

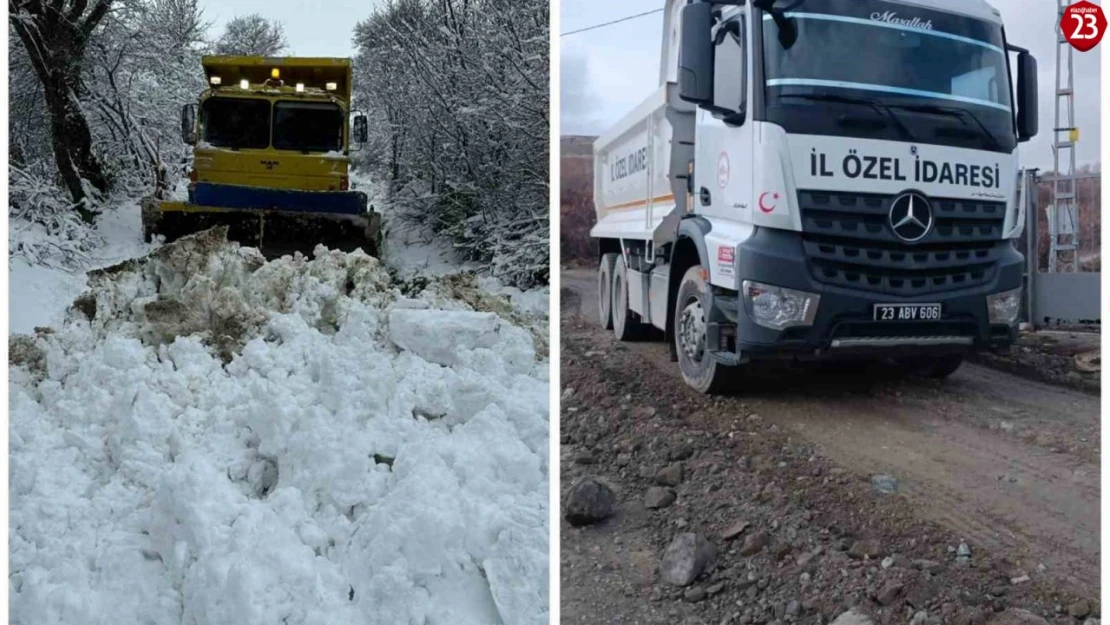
(645, 487), (677, 509)
(871, 474), (898, 494)
(564, 477), (617, 527)
(875, 580), (905, 606)
(848, 538), (884, 560)
(656, 464), (685, 486)
(1069, 602), (1093, 619)
(740, 530), (769, 556)
(660, 533), (717, 586)
(985, 608), (1051, 625)
(830, 609), (876, 625)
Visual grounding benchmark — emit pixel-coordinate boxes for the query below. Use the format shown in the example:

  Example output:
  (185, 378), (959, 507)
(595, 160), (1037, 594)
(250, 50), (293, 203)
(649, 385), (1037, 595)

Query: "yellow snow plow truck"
(142, 56), (381, 256)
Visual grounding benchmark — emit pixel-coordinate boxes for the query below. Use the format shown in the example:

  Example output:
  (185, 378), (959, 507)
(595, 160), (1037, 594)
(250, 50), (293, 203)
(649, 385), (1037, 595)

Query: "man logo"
(261, 160), (279, 170)
(889, 192), (933, 242)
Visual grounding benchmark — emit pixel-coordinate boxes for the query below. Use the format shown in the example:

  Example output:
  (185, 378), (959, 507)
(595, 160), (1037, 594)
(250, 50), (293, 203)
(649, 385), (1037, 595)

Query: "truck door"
(694, 12), (755, 227)
(692, 11), (757, 290)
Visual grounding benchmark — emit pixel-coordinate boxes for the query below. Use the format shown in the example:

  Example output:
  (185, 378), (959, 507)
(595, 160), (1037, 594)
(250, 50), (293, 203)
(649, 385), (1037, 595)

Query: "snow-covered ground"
(10, 201), (155, 335)
(354, 173), (483, 281)
(10, 191), (549, 624)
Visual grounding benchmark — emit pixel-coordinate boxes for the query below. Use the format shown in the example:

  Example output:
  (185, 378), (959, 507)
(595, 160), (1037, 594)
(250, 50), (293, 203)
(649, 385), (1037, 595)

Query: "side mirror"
(180, 103), (197, 145)
(678, 2), (714, 105)
(353, 114), (368, 143)
(1016, 52), (1038, 142)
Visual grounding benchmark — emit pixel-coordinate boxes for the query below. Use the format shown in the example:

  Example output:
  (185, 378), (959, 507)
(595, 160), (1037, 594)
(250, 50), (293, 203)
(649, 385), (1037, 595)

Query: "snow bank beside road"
(10, 228), (549, 625)
(10, 201), (155, 335)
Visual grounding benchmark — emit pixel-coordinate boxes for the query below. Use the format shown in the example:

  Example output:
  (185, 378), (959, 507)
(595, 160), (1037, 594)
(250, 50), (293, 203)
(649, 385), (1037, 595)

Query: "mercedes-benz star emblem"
(888, 192), (933, 243)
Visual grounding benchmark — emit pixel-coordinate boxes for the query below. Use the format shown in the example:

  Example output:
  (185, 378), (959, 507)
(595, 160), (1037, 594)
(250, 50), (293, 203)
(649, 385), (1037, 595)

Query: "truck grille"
(798, 190), (1007, 297)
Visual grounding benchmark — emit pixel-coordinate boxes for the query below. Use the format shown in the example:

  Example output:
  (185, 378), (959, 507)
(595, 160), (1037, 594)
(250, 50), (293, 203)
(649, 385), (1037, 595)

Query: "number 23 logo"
(1062, 1), (1106, 52)
(1071, 13), (1099, 39)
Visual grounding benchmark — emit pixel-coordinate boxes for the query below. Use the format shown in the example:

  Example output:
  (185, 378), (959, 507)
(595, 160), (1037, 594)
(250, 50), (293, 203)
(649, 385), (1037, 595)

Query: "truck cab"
(184, 56), (365, 193)
(591, 0), (1039, 393)
(144, 56), (380, 256)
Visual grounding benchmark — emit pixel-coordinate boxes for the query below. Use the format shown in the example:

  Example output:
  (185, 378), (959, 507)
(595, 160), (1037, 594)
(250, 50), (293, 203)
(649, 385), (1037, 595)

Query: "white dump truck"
(591, 0), (1039, 393)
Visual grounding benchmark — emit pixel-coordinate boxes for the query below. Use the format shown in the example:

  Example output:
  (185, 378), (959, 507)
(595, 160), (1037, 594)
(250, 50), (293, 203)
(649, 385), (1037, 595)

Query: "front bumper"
(710, 228), (1023, 363)
(189, 182), (369, 215)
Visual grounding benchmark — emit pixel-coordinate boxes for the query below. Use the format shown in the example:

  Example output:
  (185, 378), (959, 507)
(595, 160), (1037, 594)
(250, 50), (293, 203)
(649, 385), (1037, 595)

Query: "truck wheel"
(612, 255), (647, 341)
(598, 253), (618, 330)
(675, 265), (735, 394)
(919, 355), (965, 379)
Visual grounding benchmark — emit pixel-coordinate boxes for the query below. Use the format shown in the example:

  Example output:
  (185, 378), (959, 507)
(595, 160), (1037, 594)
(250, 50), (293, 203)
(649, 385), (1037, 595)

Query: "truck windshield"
(762, 0), (1015, 153)
(201, 97), (271, 149)
(273, 102), (344, 152)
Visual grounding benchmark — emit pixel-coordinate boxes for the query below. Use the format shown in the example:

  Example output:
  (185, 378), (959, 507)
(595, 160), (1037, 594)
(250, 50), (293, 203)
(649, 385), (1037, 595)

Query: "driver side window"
(712, 16), (747, 124)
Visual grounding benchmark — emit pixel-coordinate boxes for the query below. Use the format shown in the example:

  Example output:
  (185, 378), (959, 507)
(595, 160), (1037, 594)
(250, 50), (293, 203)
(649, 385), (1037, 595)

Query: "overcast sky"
(560, 0), (1103, 169)
(200, 0), (373, 57)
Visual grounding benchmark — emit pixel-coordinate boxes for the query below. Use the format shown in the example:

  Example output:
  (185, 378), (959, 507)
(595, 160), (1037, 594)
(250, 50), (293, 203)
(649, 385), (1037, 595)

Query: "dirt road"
(560, 269), (1099, 625)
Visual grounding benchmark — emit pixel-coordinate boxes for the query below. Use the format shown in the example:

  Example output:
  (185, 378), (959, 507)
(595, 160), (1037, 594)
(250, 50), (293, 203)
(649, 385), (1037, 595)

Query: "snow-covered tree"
(10, 0), (208, 266)
(353, 0), (549, 287)
(214, 14), (287, 56)
(10, 0), (114, 217)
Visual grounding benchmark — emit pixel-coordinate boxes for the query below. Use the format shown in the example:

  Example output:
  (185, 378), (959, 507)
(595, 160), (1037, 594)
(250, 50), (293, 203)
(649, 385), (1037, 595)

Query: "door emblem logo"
(889, 192), (933, 242)
(758, 192), (779, 214)
(717, 152), (730, 189)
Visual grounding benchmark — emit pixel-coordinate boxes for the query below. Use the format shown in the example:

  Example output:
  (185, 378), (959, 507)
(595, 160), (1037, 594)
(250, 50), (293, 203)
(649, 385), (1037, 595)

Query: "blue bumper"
(189, 183), (367, 216)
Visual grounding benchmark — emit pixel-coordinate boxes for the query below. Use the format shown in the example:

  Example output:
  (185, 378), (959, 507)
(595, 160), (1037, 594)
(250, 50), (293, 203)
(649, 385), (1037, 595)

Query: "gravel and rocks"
(559, 310), (1099, 625)
(970, 330), (1099, 394)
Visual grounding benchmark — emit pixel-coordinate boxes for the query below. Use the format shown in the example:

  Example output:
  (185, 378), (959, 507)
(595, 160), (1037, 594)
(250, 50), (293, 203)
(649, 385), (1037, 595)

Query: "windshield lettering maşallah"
(870, 11), (933, 30)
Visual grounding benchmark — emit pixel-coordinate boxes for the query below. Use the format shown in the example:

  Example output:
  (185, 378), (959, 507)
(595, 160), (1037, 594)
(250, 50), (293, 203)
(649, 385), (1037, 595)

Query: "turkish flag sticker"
(1062, 1), (1106, 52)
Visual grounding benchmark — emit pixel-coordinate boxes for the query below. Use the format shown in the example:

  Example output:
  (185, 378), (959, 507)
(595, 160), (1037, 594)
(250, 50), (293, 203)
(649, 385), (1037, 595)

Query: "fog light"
(239, 79), (249, 90)
(987, 287), (1022, 325)
(742, 280), (820, 330)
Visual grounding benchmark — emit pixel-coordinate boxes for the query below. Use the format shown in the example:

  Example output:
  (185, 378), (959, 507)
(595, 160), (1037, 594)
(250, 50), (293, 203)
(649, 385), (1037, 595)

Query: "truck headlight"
(987, 287), (1022, 325)
(742, 280), (820, 330)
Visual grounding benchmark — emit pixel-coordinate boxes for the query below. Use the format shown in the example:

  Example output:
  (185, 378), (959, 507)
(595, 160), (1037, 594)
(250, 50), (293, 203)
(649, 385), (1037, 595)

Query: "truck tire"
(919, 354), (965, 379)
(675, 265), (736, 394)
(598, 253), (618, 330)
(612, 255), (648, 341)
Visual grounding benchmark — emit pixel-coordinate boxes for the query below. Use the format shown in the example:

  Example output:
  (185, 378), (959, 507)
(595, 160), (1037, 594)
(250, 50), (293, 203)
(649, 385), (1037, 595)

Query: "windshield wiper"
(886, 103), (1003, 151)
(777, 93), (917, 141)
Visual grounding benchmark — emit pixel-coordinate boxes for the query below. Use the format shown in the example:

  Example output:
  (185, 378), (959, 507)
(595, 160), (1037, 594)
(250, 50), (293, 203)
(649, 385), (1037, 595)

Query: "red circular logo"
(717, 152), (730, 189)
(1062, 1), (1106, 52)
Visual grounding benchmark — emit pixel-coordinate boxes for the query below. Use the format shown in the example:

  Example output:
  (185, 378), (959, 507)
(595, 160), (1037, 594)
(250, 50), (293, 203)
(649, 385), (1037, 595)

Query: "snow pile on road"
(10, 228), (549, 625)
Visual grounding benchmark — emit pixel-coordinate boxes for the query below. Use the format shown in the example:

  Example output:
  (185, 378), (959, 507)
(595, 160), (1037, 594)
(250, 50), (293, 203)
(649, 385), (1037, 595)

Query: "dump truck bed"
(202, 56), (352, 100)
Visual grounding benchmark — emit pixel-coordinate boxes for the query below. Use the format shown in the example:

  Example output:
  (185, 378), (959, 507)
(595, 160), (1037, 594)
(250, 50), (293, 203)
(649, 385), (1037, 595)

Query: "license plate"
(873, 303), (942, 322)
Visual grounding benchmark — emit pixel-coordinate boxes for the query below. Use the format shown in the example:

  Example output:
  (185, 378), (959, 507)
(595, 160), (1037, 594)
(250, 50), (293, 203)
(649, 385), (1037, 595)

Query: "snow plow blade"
(141, 196), (381, 259)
